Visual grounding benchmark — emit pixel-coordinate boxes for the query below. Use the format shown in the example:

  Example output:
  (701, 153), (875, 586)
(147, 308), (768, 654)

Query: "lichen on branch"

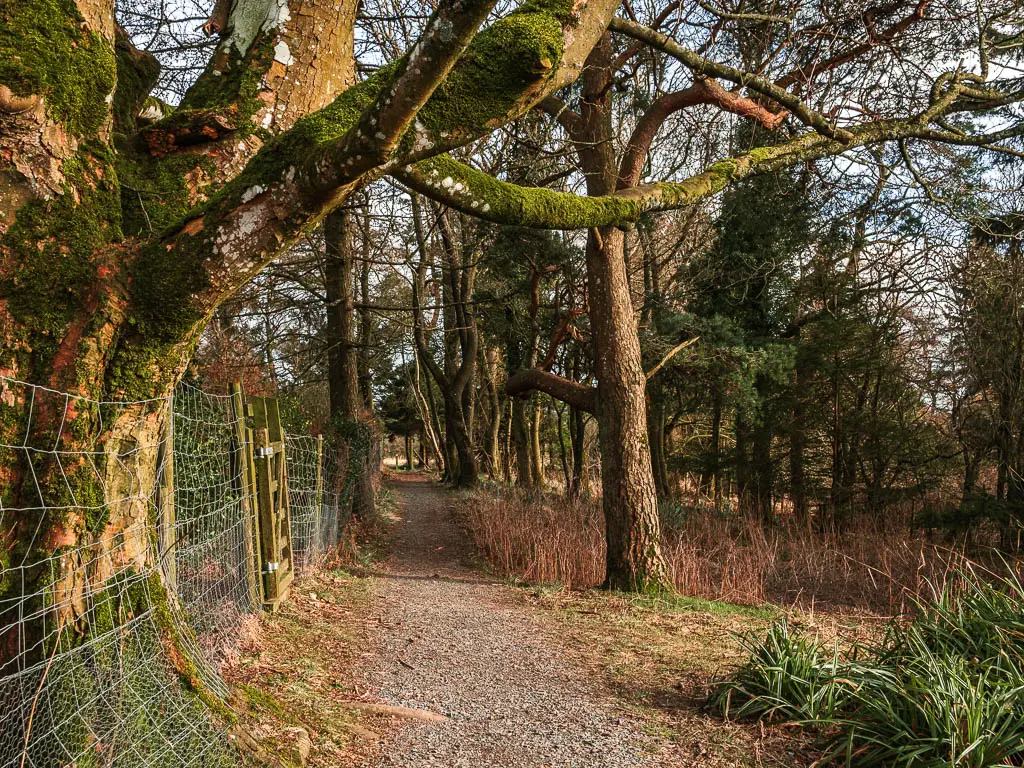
(397, 119), (960, 230)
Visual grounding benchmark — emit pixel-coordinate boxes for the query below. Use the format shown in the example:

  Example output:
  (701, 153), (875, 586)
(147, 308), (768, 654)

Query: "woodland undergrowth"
(709, 569), (1024, 767)
(461, 486), (992, 615)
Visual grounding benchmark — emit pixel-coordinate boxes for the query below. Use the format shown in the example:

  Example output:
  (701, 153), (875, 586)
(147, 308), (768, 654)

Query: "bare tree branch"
(506, 368), (598, 414)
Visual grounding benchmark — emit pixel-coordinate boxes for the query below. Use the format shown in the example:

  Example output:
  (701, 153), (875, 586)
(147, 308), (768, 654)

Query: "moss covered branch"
(395, 113), (1022, 230)
(315, 0), (500, 183)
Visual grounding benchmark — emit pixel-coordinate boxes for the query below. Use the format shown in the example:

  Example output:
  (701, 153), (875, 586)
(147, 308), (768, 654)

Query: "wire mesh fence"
(171, 383), (260, 673)
(286, 435), (328, 576)
(0, 376), (362, 768)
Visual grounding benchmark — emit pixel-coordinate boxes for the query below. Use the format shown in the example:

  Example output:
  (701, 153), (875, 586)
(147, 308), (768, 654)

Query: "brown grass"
(461, 487), (975, 614)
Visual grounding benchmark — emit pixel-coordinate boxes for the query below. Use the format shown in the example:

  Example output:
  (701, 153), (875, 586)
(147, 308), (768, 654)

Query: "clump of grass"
(709, 620), (852, 722)
(710, 569), (1024, 767)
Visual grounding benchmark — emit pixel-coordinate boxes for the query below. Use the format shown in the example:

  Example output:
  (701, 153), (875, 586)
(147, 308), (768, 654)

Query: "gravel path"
(356, 474), (667, 768)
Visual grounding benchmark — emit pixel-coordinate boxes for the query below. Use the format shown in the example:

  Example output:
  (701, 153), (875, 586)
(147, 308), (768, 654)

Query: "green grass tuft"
(710, 568), (1024, 767)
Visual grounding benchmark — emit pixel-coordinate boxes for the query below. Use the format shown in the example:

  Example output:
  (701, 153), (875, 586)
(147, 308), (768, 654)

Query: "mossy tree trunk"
(0, 0), (361, 619)
(0, 0), (628, 677)
(508, 28), (676, 588)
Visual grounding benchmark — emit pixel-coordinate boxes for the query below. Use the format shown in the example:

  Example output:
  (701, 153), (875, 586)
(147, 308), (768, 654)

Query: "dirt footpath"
(354, 474), (669, 768)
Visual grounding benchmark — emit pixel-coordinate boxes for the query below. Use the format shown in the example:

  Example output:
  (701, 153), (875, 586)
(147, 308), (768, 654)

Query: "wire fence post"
(158, 394), (177, 592)
(315, 433), (325, 527)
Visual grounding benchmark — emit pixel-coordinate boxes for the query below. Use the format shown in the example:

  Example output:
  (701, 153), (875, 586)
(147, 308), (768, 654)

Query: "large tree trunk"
(0, 0), (357, 638)
(325, 209), (376, 520)
(587, 226), (669, 590)
(502, 35), (669, 589)
(578, 37), (668, 591)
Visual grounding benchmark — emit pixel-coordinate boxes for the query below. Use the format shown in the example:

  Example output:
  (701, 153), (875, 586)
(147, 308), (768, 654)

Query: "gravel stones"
(355, 477), (667, 768)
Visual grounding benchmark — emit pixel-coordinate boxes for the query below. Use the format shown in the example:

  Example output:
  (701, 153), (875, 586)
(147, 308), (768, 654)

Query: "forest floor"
(228, 474), (833, 768)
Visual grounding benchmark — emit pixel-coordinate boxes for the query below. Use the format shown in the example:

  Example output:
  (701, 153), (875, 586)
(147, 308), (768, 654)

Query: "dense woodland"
(2, 0), (1024, 760)
(203, 142), (1024, 551)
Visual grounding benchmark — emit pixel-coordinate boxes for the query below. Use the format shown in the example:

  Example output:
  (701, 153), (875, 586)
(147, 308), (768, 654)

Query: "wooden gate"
(228, 384), (296, 611)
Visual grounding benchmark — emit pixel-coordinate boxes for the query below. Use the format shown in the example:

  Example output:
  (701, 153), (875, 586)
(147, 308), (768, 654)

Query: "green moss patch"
(0, 147), (122, 374)
(179, 34), (275, 127)
(415, 8), (565, 137)
(0, 0), (116, 136)
(119, 152), (215, 236)
(113, 29), (161, 136)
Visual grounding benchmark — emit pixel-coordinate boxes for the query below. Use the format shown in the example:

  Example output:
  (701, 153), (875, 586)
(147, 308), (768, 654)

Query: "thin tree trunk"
(790, 386), (809, 524)
(752, 421), (773, 520)
(568, 351), (587, 498)
(531, 397), (545, 488)
(556, 401), (572, 491)
(647, 379), (670, 500)
(485, 347), (503, 480)
(512, 397), (534, 487)
(710, 388), (723, 511)
(503, 399), (515, 484)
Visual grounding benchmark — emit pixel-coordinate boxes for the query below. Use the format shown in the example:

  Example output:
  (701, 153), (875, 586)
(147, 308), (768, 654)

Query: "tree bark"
(577, 38), (668, 591)
(325, 209), (376, 519)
